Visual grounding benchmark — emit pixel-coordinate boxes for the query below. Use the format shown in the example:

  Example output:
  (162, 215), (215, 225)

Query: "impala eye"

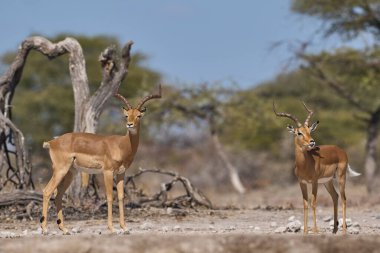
(297, 132), (303, 136)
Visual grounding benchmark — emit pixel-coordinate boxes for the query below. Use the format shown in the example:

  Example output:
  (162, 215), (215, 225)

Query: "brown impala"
(40, 84), (161, 234)
(273, 101), (360, 234)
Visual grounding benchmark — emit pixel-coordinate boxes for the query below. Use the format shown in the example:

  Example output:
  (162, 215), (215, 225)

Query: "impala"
(273, 101), (360, 234)
(40, 84), (162, 234)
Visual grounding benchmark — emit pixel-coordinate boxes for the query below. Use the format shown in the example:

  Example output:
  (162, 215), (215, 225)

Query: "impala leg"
(299, 182), (308, 234)
(103, 170), (115, 233)
(41, 169), (68, 234)
(55, 170), (74, 235)
(338, 168), (347, 235)
(116, 172), (126, 231)
(324, 180), (339, 234)
(311, 182), (319, 233)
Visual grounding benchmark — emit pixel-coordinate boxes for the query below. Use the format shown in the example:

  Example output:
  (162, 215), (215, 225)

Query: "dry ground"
(1, 184), (380, 252)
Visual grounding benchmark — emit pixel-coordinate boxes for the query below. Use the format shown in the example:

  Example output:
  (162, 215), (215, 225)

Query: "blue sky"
(0, 0), (367, 88)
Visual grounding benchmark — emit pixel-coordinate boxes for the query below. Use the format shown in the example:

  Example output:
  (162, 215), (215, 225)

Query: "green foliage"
(301, 47), (380, 112)
(221, 70), (364, 153)
(1, 34), (161, 151)
(291, 0), (380, 39)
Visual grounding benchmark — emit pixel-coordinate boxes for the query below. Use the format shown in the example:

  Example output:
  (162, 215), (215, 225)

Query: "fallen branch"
(125, 168), (213, 209)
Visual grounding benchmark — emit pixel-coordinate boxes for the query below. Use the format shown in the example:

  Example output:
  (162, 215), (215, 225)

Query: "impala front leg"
(311, 182), (319, 233)
(103, 170), (114, 233)
(116, 172), (126, 231)
(299, 182), (308, 234)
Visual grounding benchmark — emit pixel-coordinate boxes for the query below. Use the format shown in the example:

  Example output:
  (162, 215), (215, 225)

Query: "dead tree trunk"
(364, 110), (380, 193)
(0, 36), (134, 203)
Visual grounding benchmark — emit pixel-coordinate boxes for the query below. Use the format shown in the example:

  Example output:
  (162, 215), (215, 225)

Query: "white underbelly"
(72, 161), (103, 174)
(301, 176), (333, 184)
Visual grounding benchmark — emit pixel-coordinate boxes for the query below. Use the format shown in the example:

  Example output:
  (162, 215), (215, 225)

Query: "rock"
(274, 226), (287, 233)
(286, 220), (302, 232)
(208, 225), (215, 230)
(339, 218), (352, 227)
(140, 222), (153, 230)
(254, 226), (261, 231)
(22, 229), (28, 236)
(288, 216), (296, 222)
(353, 222), (360, 228)
(161, 226), (169, 232)
(323, 216), (333, 222)
(349, 227), (360, 234)
(71, 226), (82, 234)
(225, 225), (236, 231)
(0, 231), (16, 238)
(166, 207), (173, 215)
(270, 222), (277, 228)
(173, 225), (181, 231)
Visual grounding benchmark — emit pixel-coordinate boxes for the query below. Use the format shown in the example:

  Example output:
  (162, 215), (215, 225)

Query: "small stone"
(323, 216), (333, 222)
(274, 226), (287, 233)
(286, 220), (302, 232)
(288, 216), (296, 222)
(22, 229), (28, 236)
(166, 207), (173, 215)
(349, 227), (360, 234)
(270, 222), (277, 228)
(353, 222), (360, 228)
(161, 226), (169, 232)
(226, 225), (236, 231)
(173, 225), (181, 231)
(254, 226), (261, 231)
(71, 226), (82, 234)
(208, 225), (215, 230)
(339, 218), (352, 227)
(140, 222), (153, 230)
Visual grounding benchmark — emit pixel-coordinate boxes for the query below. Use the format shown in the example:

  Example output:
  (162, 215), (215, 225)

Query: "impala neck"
(127, 125), (141, 154)
(294, 142), (309, 165)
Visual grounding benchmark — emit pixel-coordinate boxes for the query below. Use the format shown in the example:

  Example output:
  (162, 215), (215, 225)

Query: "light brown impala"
(40, 84), (162, 234)
(273, 101), (360, 234)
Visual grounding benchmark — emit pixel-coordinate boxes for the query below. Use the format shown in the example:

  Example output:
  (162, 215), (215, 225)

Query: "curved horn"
(273, 101), (302, 127)
(302, 102), (313, 127)
(114, 93), (133, 110)
(136, 84), (162, 110)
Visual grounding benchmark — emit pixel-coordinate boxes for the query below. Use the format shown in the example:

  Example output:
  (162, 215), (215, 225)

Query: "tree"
(292, 0), (380, 39)
(157, 84), (246, 194)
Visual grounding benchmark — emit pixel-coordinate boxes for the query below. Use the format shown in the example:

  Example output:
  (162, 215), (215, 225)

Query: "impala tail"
(347, 164), (361, 177)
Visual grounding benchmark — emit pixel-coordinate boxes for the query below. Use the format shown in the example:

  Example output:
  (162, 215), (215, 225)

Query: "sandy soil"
(1, 185), (380, 252)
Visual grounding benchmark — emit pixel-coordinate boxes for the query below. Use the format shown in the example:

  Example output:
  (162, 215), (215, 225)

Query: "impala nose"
(127, 123), (134, 128)
(309, 139), (315, 147)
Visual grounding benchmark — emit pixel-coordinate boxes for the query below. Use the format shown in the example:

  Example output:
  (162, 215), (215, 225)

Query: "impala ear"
(287, 124), (296, 134)
(309, 121), (319, 132)
(122, 107), (128, 114)
(140, 107), (147, 113)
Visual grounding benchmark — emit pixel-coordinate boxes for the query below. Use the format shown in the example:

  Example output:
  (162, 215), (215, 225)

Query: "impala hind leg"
(338, 164), (347, 234)
(103, 170), (115, 233)
(55, 170), (74, 235)
(299, 182), (308, 234)
(116, 172), (127, 231)
(324, 180), (339, 234)
(41, 167), (70, 234)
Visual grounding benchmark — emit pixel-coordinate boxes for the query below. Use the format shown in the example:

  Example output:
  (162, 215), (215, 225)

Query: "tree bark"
(364, 111), (380, 193)
(211, 133), (246, 194)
